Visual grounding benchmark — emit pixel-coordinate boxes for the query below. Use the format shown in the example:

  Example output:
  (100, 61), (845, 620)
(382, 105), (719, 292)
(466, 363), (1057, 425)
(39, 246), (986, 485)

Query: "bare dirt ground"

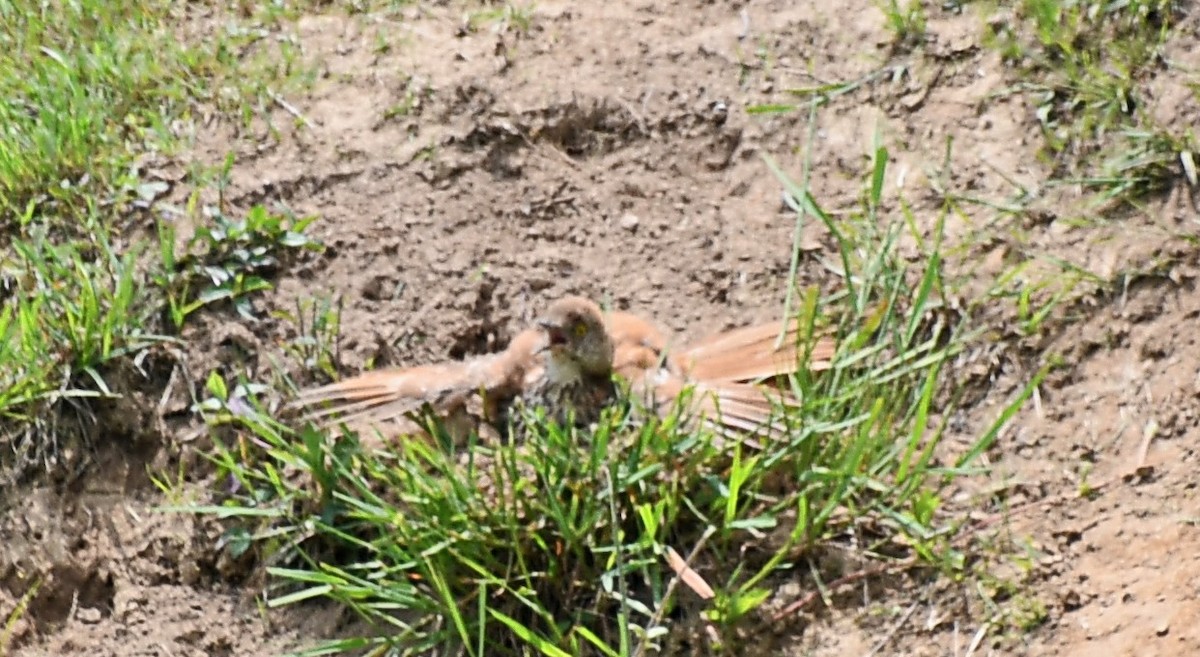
(3, 0), (1200, 655)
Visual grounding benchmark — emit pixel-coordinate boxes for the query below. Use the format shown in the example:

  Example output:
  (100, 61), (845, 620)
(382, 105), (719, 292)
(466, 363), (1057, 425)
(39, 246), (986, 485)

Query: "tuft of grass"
(464, 2), (537, 35)
(183, 147), (1036, 656)
(877, 0), (927, 50)
(1, 575), (41, 654)
(0, 198), (319, 484)
(0, 209), (166, 473)
(982, 0), (1195, 203)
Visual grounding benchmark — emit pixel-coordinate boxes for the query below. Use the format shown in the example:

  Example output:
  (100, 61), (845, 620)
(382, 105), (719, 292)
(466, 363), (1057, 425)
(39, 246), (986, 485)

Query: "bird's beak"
(536, 319), (569, 353)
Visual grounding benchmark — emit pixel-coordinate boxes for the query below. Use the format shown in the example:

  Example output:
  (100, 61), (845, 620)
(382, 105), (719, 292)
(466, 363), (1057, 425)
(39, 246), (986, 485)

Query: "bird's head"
(535, 296), (613, 377)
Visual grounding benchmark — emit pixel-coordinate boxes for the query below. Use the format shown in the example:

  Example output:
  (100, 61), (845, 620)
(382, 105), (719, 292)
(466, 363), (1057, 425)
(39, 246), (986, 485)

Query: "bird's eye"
(573, 321), (589, 337)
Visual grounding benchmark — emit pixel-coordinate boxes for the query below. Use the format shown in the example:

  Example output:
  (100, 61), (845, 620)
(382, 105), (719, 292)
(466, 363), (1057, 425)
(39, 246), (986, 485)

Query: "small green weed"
(275, 296), (344, 381)
(157, 200), (321, 328)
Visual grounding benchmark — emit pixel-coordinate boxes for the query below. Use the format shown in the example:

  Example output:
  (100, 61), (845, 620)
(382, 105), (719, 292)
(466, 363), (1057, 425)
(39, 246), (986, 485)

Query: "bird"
(289, 295), (836, 445)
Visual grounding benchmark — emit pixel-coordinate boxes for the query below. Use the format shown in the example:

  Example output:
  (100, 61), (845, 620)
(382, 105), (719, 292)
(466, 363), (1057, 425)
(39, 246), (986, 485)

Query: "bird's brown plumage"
(289, 296), (836, 445)
(605, 311), (835, 440)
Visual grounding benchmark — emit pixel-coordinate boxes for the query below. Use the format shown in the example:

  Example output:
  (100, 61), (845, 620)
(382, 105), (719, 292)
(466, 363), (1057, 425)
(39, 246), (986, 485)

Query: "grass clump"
(0, 195), (318, 483)
(0, 0), (198, 220)
(188, 148), (1036, 656)
(0, 0), (195, 481)
(983, 0), (1196, 203)
(0, 0), (320, 484)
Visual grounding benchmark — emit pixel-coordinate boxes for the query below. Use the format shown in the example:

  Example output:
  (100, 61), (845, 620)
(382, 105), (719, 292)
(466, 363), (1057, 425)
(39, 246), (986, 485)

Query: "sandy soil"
(3, 1), (1200, 655)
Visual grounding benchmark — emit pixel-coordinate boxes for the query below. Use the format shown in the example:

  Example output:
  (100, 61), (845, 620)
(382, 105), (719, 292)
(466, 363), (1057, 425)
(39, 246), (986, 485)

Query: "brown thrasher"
(290, 295), (835, 444)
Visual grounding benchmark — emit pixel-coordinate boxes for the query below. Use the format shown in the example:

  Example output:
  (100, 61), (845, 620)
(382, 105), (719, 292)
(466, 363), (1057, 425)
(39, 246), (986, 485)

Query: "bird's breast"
(517, 365), (614, 431)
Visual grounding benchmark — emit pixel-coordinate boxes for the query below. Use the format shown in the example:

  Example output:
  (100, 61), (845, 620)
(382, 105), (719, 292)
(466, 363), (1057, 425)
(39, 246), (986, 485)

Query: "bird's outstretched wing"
(288, 330), (542, 442)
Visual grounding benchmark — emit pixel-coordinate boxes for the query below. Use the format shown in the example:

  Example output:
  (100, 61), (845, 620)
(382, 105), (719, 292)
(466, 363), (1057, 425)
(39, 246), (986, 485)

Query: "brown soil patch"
(5, 1), (1199, 655)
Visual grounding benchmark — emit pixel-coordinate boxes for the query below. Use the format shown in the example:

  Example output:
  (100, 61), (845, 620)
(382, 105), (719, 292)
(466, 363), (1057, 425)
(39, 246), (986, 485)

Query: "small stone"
(1061, 589), (1082, 610)
(180, 559), (201, 585)
(76, 607), (103, 624)
(360, 275), (394, 301)
(619, 213), (640, 231)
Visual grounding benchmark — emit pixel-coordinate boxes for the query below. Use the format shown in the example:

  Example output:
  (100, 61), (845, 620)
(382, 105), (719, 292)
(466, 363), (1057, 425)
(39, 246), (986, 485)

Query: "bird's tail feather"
(691, 381), (797, 440)
(641, 376), (797, 441)
(679, 318), (836, 383)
